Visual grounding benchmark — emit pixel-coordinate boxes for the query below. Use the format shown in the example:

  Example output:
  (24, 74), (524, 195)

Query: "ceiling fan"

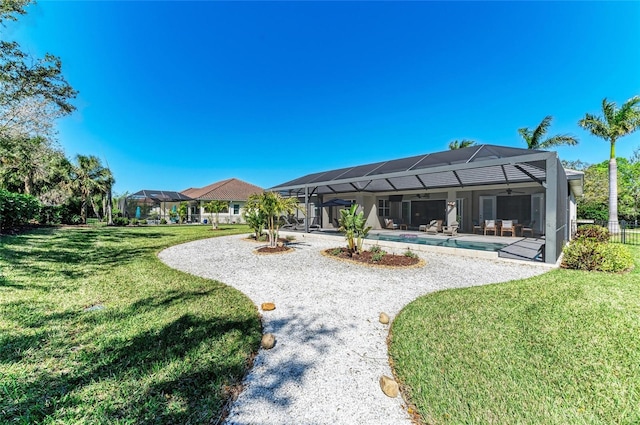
(498, 188), (525, 195)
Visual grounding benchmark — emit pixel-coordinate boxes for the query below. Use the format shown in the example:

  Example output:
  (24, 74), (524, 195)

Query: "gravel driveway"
(158, 234), (549, 425)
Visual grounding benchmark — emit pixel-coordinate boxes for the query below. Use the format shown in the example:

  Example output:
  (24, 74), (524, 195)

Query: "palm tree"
(246, 192), (301, 248)
(70, 155), (112, 223)
(0, 135), (61, 195)
(448, 139), (476, 150)
(578, 96), (640, 231)
(518, 116), (578, 149)
(203, 200), (229, 230)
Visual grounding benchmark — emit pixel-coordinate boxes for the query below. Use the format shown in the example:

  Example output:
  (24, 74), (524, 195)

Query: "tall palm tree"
(518, 116), (578, 149)
(448, 139), (476, 150)
(578, 96), (640, 230)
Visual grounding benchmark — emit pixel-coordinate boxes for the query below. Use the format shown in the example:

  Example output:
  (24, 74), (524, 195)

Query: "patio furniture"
(501, 220), (515, 237)
(281, 216), (297, 229)
(484, 219), (497, 235)
(419, 224), (427, 232)
(472, 220), (483, 234)
(425, 219), (443, 234)
(521, 221), (535, 237)
(333, 218), (340, 228)
(309, 216), (321, 231)
(442, 221), (459, 236)
(385, 218), (400, 230)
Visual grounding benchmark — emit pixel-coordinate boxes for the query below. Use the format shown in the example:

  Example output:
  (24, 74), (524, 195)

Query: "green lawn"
(390, 244), (640, 425)
(0, 225), (261, 424)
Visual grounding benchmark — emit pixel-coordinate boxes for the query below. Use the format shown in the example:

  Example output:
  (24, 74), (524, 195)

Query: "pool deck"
(281, 229), (552, 266)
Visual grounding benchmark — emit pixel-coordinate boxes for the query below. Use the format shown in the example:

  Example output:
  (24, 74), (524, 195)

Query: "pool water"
(367, 233), (509, 252)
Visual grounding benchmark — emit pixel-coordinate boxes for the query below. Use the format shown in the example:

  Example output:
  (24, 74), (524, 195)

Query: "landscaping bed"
(323, 247), (422, 267)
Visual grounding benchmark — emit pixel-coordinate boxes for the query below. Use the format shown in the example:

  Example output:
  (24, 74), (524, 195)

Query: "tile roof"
(181, 178), (263, 201)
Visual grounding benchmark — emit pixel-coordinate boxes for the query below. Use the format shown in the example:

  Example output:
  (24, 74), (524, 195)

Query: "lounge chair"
(484, 219), (497, 235)
(309, 216), (321, 231)
(442, 221), (459, 236)
(384, 218), (399, 230)
(425, 219), (443, 235)
(501, 220), (515, 237)
(281, 216), (296, 229)
(282, 215), (303, 230)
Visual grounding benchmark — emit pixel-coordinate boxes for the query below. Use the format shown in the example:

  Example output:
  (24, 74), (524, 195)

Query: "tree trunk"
(609, 153), (619, 233)
(24, 175), (33, 195)
(90, 196), (102, 222)
(106, 188), (113, 225)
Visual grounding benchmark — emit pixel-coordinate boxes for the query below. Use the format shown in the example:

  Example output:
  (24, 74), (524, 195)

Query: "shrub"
(404, 249), (418, 258)
(371, 250), (386, 262)
(561, 239), (633, 272)
(160, 218), (167, 225)
(0, 189), (40, 232)
(597, 244), (634, 272)
(369, 245), (384, 254)
(575, 224), (609, 243)
(131, 218), (139, 226)
(330, 248), (342, 256)
(113, 216), (129, 226)
(139, 219), (148, 225)
(38, 205), (63, 225)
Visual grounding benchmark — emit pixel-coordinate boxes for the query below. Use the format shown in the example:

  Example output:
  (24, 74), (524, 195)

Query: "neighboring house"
(181, 178), (263, 224)
(270, 144), (584, 264)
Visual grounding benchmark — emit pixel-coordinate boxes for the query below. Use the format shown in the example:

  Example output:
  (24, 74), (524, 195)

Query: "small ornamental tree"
(242, 195), (267, 240)
(246, 192), (301, 248)
(178, 201), (188, 224)
(338, 204), (372, 255)
(203, 200), (229, 230)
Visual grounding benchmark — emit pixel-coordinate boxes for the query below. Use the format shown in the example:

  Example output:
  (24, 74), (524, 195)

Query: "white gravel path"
(158, 234), (550, 425)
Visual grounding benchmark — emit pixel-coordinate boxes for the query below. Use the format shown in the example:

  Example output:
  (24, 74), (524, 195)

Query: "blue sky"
(5, 1), (640, 195)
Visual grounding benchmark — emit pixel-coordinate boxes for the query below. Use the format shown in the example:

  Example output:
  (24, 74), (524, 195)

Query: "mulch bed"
(255, 245), (293, 254)
(323, 248), (423, 268)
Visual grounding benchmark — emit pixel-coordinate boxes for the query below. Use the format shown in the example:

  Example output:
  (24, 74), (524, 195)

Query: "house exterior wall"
(191, 200), (249, 224)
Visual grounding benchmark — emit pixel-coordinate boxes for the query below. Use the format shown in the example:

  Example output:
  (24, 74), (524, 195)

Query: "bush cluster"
(113, 216), (129, 226)
(562, 225), (633, 272)
(575, 224), (610, 243)
(0, 189), (40, 232)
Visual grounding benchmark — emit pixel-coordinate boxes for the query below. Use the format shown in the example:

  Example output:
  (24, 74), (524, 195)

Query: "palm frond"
(578, 113), (609, 138)
(531, 116), (552, 148)
(539, 134), (579, 148)
(517, 128), (534, 148)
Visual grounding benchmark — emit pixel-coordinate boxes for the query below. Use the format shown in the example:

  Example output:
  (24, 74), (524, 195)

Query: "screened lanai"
(123, 190), (193, 221)
(270, 144), (584, 264)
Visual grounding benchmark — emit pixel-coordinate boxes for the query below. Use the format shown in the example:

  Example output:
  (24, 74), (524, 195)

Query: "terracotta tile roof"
(181, 178), (263, 201)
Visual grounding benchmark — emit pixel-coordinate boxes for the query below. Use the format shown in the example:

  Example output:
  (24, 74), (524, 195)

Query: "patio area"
(283, 228), (548, 263)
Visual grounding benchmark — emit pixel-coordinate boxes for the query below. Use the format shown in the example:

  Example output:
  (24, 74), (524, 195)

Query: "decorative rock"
(379, 312), (390, 324)
(261, 333), (276, 349)
(379, 375), (399, 398)
(261, 302), (276, 311)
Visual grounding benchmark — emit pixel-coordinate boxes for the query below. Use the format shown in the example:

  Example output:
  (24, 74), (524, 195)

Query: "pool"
(366, 233), (509, 252)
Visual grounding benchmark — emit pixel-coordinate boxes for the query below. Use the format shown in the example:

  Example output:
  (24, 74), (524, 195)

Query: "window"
(378, 199), (389, 217)
(233, 204), (240, 214)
